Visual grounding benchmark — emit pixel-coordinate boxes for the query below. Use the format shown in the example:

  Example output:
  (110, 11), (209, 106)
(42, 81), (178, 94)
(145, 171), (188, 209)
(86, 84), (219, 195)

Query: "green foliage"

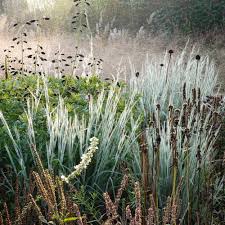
(0, 75), (110, 171)
(72, 186), (101, 222)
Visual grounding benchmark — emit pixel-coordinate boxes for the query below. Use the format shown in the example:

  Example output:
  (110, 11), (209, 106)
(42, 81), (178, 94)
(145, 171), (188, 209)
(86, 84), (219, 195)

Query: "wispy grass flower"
(61, 137), (99, 183)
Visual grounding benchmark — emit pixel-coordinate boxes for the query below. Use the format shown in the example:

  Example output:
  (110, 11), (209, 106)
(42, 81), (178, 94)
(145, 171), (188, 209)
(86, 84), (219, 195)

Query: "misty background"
(0, 0), (225, 88)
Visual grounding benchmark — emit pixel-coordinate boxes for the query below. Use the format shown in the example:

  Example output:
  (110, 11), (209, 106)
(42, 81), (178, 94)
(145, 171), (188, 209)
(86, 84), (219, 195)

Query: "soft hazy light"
(26, 0), (56, 11)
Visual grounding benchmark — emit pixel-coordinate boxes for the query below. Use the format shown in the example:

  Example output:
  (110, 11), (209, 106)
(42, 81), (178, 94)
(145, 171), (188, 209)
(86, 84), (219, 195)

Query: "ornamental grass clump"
(133, 87), (224, 224)
(129, 47), (218, 115)
(61, 137), (99, 183)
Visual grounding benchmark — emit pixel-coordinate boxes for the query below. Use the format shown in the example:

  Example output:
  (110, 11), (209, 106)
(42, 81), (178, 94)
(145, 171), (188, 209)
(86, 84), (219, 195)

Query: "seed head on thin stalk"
(29, 194), (46, 222)
(166, 49), (174, 83)
(160, 63), (164, 77)
(126, 205), (133, 222)
(147, 207), (154, 225)
(192, 88), (197, 105)
(162, 197), (172, 225)
(15, 202), (33, 225)
(103, 192), (118, 221)
(0, 213), (3, 225)
(195, 55), (201, 87)
(114, 174), (129, 210)
(3, 203), (12, 225)
(134, 182), (142, 225)
(168, 105), (174, 127)
(183, 82), (187, 102)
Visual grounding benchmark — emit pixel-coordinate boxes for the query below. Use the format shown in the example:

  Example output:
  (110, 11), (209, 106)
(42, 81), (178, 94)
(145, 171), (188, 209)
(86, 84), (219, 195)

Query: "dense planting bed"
(0, 50), (224, 224)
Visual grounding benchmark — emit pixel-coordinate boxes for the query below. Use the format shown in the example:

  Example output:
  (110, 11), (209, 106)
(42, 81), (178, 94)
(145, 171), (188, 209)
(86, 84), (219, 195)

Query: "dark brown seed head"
(195, 55), (201, 61)
(168, 105), (173, 111)
(156, 103), (161, 110)
(168, 49), (174, 54)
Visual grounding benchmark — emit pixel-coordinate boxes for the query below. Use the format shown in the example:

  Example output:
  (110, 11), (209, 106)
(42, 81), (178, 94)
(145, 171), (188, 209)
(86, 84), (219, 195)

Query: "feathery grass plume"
(3, 203), (12, 225)
(150, 186), (158, 224)
(56, 177), (67, 215)
(15, 202), (33, 225)
(0, 213), (3, 225)
(30, 162), (85, 224)
(114, 174), (129, 210)
(134, 182), (142, 225)
(103, 192), (119, 222)
(171, 201), (178, 225)
(103, 174), (133, 224)
(102, 176), (183, 224)
(61, 137), (99, 183)
(43, 170), (57, 209)
(29, 194), (47, 224)
(31, 144), (57, 213)
(32, 171), (55, 214)
(162, 197), (172, 225)
(126, 205), (134, 224)
(30, 144), (45, 175)
(147, 207), (154, 225)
